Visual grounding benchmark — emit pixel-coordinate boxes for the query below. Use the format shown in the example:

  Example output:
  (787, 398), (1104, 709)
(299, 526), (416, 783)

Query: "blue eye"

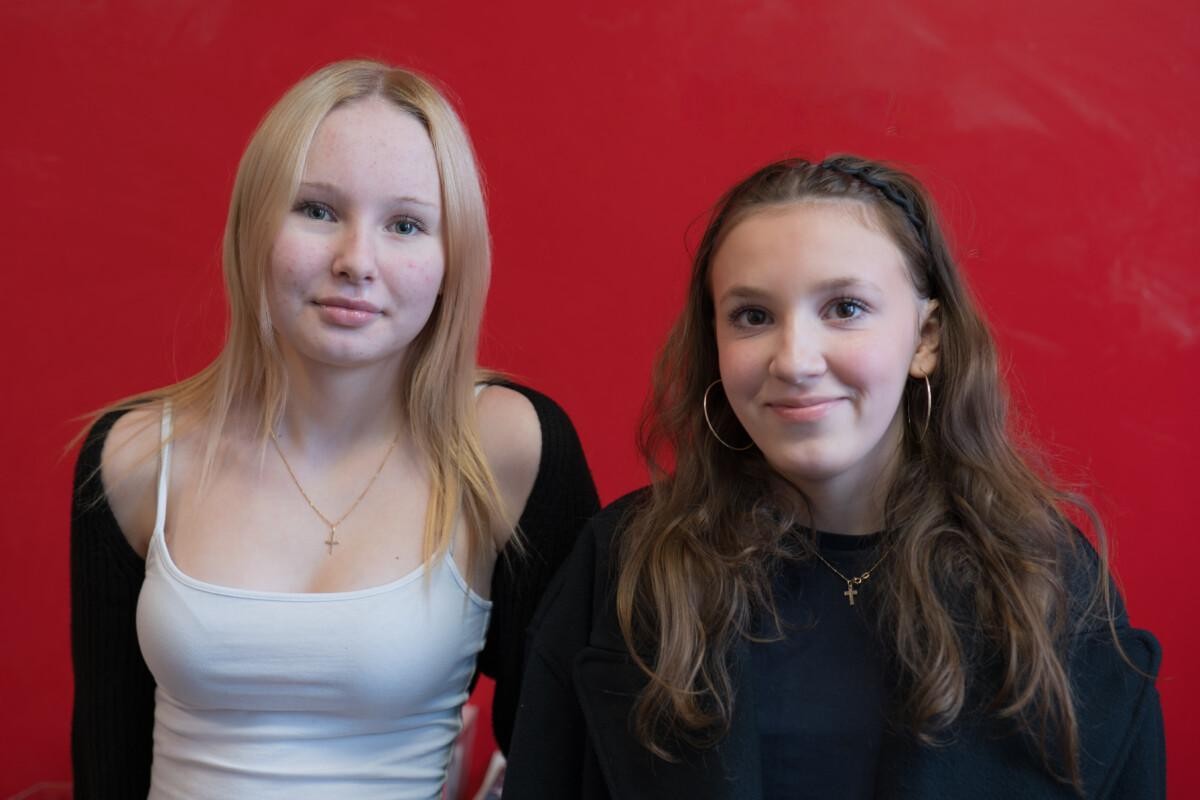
(389, 217), (423, 236)
(295, 201), (334, 222)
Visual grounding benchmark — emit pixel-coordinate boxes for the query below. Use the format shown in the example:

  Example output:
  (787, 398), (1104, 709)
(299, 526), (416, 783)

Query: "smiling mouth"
(767, 398), (843, 421)
(313, 299), (382, 327)
(314, 297), (381, 313)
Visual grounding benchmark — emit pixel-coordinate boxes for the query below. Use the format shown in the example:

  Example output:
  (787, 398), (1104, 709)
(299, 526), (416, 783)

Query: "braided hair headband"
(819, 158), (931, 253)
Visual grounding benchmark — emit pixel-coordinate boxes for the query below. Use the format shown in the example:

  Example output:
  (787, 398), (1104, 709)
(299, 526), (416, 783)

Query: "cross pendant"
(325, 526), (340, 555)
(843, 583), (858, 606)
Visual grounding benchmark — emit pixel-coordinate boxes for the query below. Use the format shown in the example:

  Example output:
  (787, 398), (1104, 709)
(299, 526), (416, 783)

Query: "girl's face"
(711, 201), (938, 512)
(266, 95), (445, 376)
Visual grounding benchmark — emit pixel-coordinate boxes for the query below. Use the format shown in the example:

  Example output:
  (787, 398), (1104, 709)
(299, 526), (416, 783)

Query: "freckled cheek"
(386, 257), (445, 300)
(266, 268), (299, 318)
(268, 238), (319, 293)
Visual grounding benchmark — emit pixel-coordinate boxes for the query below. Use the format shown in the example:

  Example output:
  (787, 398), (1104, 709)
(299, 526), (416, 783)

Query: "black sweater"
(505, 492), (1166, 800)
(70, 382), (599, 799)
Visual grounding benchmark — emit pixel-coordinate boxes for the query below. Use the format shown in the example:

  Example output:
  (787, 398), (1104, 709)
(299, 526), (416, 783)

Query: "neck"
(802, 482), (889, 535)
(274, 351), (407, 453)
(789, 417), (905, 536)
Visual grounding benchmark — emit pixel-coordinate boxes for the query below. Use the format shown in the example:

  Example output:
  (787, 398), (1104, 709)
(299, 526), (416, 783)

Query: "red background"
(3, 0), (1196, 795)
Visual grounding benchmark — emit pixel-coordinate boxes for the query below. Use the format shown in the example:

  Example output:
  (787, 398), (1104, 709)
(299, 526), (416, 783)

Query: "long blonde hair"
(616, 156), (1110, 790)
(98, 59), (505, 565)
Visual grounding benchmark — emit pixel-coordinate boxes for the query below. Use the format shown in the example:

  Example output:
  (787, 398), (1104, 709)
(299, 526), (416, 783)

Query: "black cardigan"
(504, 493), (1166, 800)
(69, 382), (599, 799)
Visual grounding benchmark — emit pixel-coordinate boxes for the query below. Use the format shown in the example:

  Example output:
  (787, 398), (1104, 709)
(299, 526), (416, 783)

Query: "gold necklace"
(269, 430), (401, 555)
(812, 538), (895, 606)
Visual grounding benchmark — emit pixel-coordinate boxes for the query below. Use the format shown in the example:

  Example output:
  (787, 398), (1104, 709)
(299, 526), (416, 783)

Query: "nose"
(332, 222), (376, 283)
(768, 319), (826, 384)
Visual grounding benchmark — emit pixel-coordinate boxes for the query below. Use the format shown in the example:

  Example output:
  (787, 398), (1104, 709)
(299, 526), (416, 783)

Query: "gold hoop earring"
(703, 380), (754, 451)
(908, 373), (932, 443)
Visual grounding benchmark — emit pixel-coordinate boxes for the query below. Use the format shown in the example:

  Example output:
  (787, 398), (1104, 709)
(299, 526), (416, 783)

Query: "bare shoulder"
(476, 384), (542, 537)
(476, 384), (543, 474)
(100, 404), (164, 557)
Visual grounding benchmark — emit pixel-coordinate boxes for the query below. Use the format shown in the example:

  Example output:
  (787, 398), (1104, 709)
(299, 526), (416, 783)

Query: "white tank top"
(136, 408), (492, 800)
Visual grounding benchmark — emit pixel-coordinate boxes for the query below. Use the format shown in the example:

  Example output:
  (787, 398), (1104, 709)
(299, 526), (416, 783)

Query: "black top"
(503, 491), (1165, 800)
(752, 533), (888, 800)
(69, 381), (599, 799)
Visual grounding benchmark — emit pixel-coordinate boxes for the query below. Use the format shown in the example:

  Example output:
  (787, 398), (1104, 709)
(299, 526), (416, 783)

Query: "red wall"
(3, 0), (1196, 794)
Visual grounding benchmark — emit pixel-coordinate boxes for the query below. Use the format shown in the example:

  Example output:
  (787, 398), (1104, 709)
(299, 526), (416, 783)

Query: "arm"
(474, 382), (600, 753)
(70, 410), (156, 798)
(1105, 675), (1166, 800)
(1061, 533), (1166, 798)
(1089, 627), (1166, 800)
(500, 528), (600, 798)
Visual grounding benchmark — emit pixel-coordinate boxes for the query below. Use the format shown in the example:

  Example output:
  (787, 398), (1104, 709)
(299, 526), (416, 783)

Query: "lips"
(315, 296), (380, 313)
(313, 296), (382, 327)
(766, 396), (845, 422)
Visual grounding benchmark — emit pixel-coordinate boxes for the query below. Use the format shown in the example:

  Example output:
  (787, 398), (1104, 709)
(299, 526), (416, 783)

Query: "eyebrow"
(811, 277), (885, 295)
(297, 181), (440, 210)
(719, 285), (771, 304)
(718, 277), (884, 304)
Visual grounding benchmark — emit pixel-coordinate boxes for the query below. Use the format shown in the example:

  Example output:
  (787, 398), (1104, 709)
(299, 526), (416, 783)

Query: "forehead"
(302, 95), (440, 200)
(711, 201), (909, 291)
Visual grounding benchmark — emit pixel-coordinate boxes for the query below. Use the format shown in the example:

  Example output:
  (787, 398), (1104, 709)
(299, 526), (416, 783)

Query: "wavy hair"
(94, 59), (504, 568)
(615, 156), (1109, 790)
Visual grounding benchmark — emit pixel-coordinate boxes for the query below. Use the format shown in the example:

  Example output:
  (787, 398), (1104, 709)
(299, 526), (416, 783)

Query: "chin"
(762, 451), (845, 486)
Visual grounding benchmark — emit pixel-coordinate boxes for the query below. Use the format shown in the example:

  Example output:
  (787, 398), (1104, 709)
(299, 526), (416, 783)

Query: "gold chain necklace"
(269, 430), (401, 555)
(812, 538), (895, 606)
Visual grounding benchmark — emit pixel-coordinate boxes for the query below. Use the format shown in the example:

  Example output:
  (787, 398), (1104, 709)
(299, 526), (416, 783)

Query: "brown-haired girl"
(70, 60), (598, 798)
(504, 157), (1163, 799)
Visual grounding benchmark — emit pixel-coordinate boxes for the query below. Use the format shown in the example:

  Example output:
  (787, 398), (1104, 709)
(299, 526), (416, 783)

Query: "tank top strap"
(153, 404), (174, 537)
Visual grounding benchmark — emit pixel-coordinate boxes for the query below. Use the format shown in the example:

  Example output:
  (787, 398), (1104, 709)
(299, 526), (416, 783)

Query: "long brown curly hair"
(615, 156), (1110, 790)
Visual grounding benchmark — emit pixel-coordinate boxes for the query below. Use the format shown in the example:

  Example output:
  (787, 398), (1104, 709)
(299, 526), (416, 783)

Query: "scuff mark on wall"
(1110, 257), (1198, 347)
(946, 75), (1050, 135)
(995, 42), (1134, 141)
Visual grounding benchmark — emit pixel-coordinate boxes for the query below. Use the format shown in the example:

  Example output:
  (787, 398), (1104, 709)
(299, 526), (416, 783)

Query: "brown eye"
(830, 299), (867, 319)
(730, 306), (771, 327)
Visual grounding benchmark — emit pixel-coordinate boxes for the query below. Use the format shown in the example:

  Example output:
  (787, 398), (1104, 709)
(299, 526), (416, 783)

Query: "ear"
(909, 298), (940, 378)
